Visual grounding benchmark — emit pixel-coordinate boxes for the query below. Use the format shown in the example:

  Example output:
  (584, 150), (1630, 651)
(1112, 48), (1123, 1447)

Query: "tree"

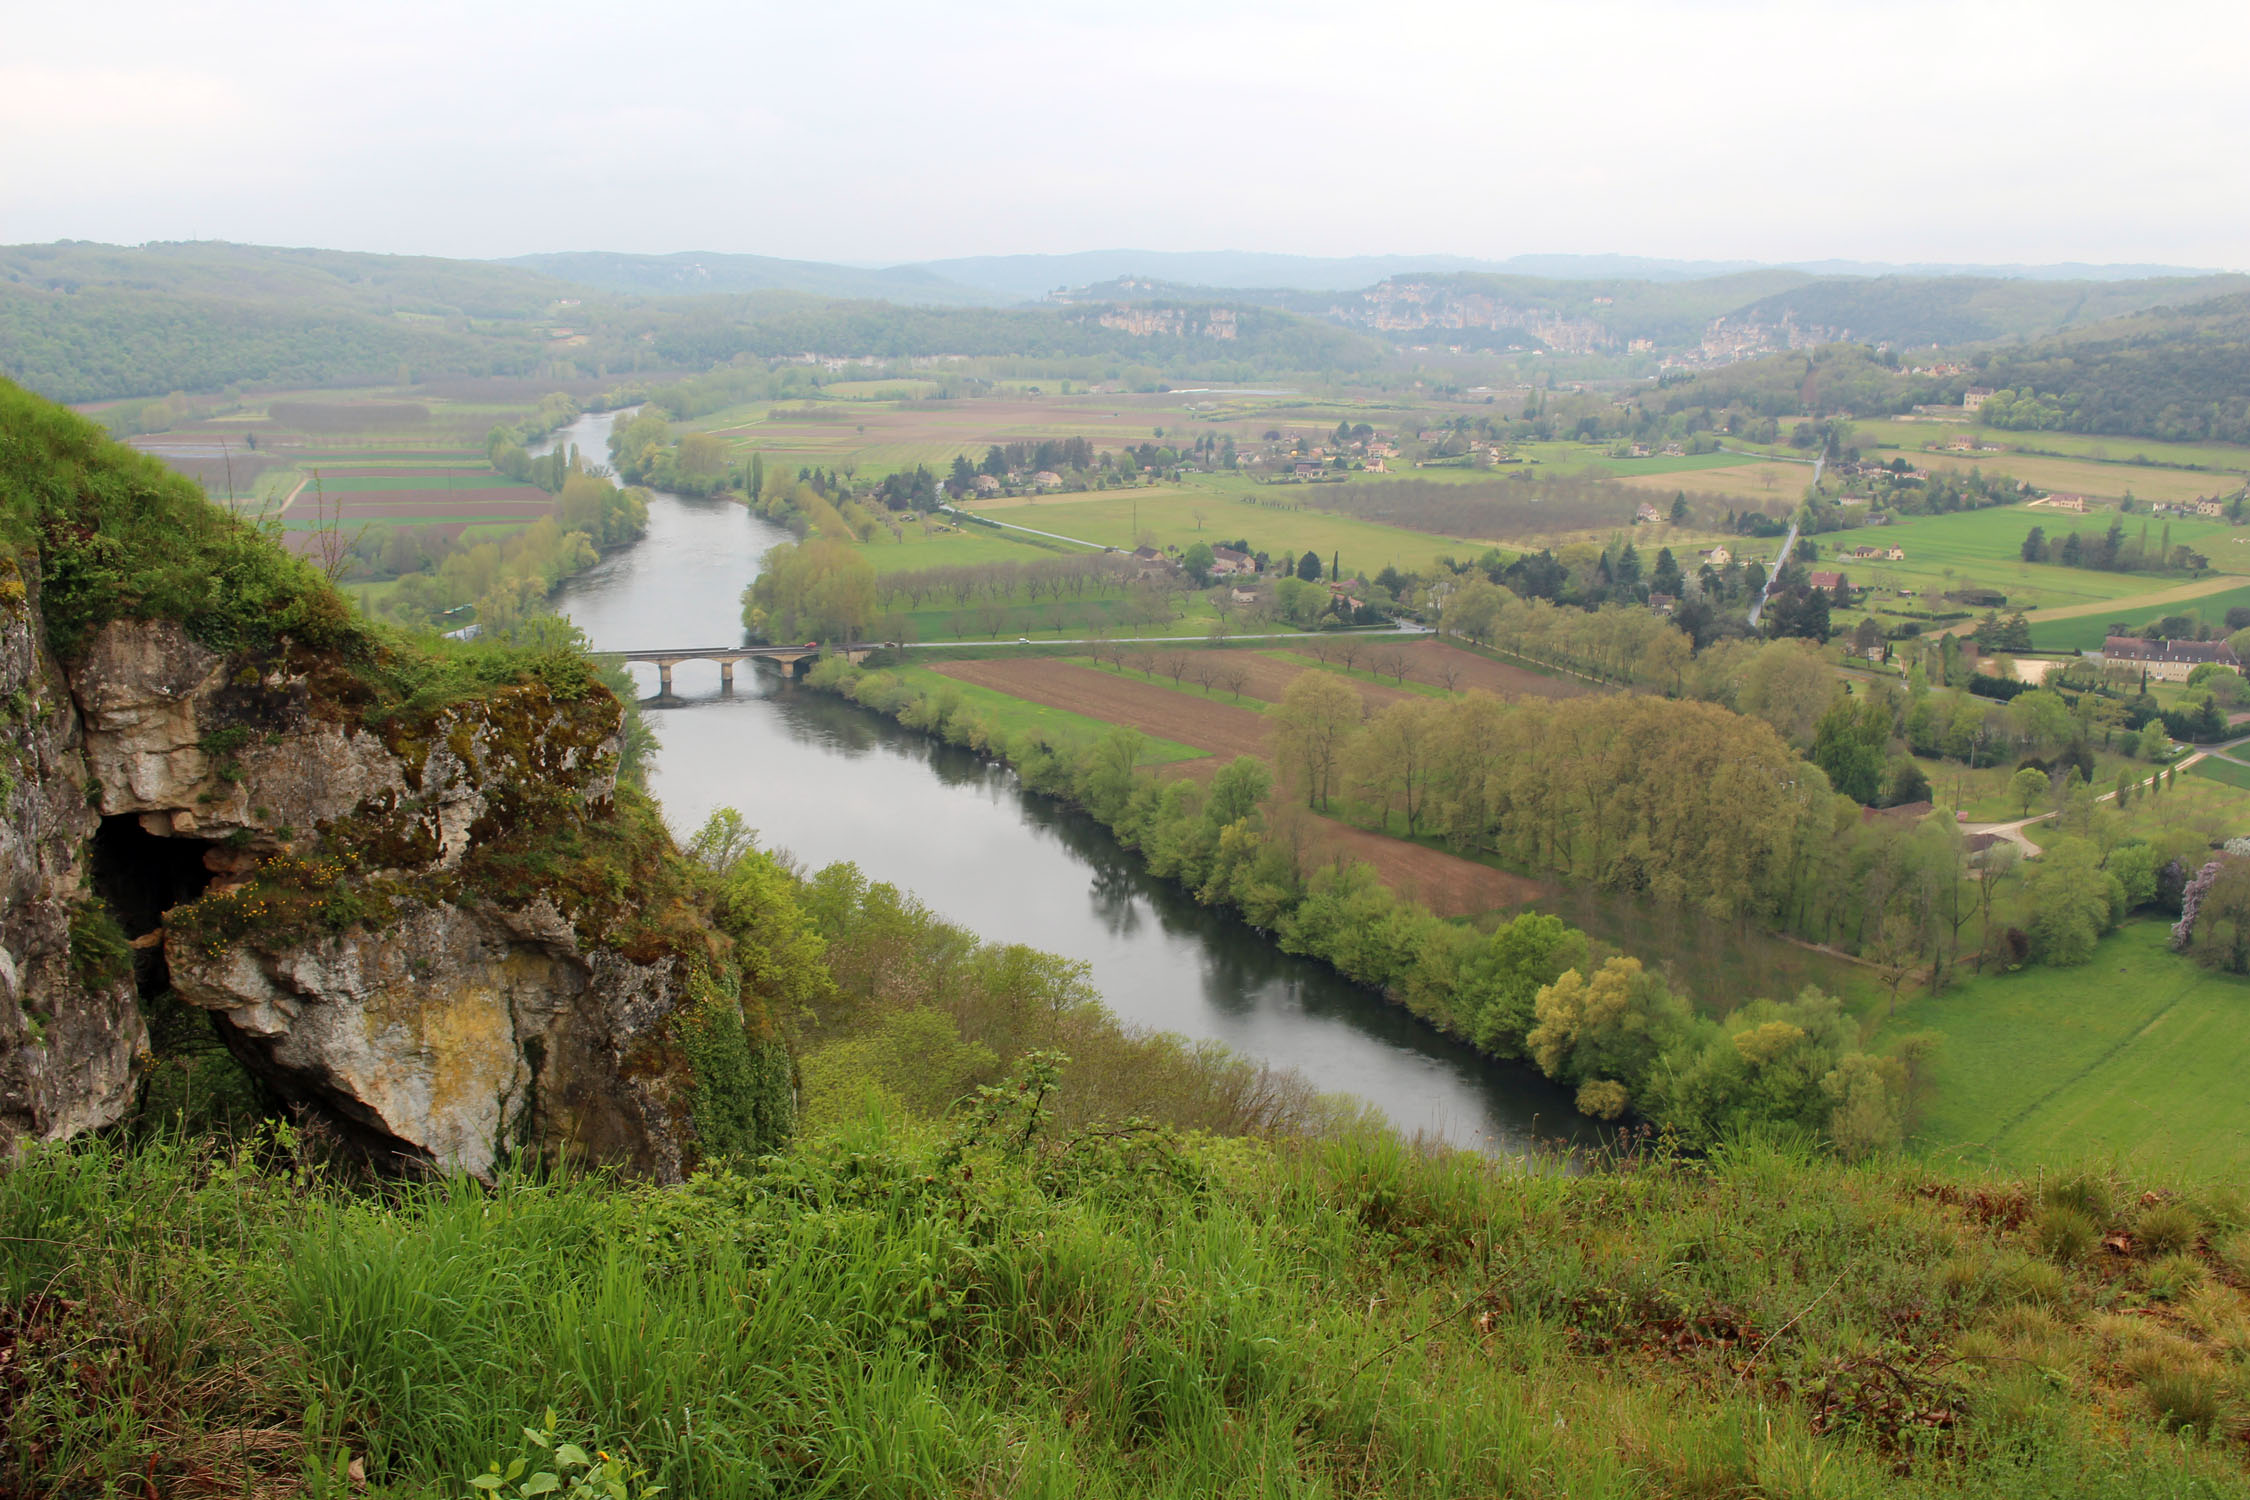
(2010, 766), (2051, 817)
(1272, 670), (1361, 809)
(1297, 550), (1322, 582)
(2023, 837), (2123, 966)
(1670, 492), (1688, 523)
(1182, 541), (1215, 585)
(1527, 957), (1690, 1108)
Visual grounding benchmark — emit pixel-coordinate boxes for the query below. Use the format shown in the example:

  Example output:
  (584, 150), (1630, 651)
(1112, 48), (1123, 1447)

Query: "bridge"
(599, 644), (873, 695)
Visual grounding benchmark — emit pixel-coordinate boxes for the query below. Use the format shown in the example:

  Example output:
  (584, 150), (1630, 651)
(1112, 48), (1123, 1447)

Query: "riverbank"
(802, 652), (1919, 1152)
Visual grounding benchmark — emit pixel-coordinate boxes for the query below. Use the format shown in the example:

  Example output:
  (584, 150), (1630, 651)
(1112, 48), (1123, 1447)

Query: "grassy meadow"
(1827, 503), (2247, 618)
(1895, 921), (2250, 1177)
(2030, 580), (2250, 650)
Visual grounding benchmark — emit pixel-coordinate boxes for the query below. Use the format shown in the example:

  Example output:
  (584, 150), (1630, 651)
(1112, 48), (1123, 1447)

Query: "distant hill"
(499, 250), (1008, 307)
(1979, 290), (2250, 444)
(1711, 273), (2250, 351)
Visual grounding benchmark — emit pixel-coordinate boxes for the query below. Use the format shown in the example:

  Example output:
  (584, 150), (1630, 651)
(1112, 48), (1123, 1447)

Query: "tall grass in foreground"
(6, 1087), (2250, 1497)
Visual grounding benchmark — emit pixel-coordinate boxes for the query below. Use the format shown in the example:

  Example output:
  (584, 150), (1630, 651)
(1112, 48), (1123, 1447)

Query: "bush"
(2003, 1257), (2071, 1306)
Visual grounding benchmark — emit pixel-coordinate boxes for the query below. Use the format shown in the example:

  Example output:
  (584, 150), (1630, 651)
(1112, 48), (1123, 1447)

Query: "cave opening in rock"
(89, 814), (218, 1000)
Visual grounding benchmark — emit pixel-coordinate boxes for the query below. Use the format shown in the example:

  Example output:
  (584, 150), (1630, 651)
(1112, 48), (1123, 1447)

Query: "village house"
(1634, 501), (1663, 524)
(1130, 545), (1176, 577)
(1229, 586), (1261, 605)
(1031, 470), (1063, 490)
(971, 473), (1002, 496)
(1646, 592), (1677, 614)
(1848, 545), (1882, 560)
(2096, 636), (2243, 683)
(1809, 570), (1850, 592)
(1963, 387), (1996, 411)
(2197, 499), (2228, 518)
(2044, 493), (2088, 512)
(1209, 545), (1254, 576)
(1699, 544), (1732, 567)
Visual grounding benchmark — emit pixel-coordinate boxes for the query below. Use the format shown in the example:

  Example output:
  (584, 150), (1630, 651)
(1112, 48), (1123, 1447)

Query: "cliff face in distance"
(0, 378), (791, 1176)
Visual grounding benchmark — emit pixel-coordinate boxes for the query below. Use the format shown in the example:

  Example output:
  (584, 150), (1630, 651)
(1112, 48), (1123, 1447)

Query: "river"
(537, 411), (1588, 1157)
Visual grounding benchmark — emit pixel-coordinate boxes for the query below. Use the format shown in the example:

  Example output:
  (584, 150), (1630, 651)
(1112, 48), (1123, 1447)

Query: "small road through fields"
(1960, 732), (2250, 855)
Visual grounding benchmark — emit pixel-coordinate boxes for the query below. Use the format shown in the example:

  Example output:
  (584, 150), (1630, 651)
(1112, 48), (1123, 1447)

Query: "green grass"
(1826, 503), (2243, 618)
(2191, 755), (2250, 791)
(885, 664), (1206, 762)
(1891, 921), (2250, 1178)
(2029, 581), (2250, 650)
(1849, 418), (2250, 477)
(23, 1115), (2250, 1497)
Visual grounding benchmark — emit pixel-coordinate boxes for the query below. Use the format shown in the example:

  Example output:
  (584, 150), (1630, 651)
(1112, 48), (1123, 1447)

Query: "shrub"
(2035, 1205), (2098, 1263)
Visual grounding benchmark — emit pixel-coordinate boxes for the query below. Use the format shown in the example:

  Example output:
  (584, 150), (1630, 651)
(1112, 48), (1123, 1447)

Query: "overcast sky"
(5, 0), (2245, 270)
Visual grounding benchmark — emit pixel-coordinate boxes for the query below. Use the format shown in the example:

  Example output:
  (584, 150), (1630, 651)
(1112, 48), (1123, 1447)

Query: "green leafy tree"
(2010, 766), (2051, 817)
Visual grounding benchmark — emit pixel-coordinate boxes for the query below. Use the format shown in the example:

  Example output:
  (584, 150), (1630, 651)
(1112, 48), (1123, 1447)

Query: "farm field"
(1826, 503), (2247, 617)
(1616, 456), (1821, 505)
(1848, 418), (2250, 479)
(967, 481), (1480, 573)
(882, 665), (1204, 764)
(2028, 580), (2250, 650)
(1893, 922), (2250, 1178)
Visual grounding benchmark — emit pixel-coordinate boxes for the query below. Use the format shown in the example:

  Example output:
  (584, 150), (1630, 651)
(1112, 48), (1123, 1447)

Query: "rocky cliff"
(0, 555), (143, 1143)
(0, 379), (790, 1177)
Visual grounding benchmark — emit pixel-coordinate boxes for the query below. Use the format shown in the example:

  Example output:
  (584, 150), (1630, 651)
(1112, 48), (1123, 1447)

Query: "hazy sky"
(6, 0), (2245, 269)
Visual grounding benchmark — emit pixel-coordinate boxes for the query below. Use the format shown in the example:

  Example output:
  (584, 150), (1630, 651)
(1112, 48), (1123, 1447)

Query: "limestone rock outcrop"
(167, 898), (691, 1180)
(0, 559), (144, 1143)
(2, 600), (721, 1179)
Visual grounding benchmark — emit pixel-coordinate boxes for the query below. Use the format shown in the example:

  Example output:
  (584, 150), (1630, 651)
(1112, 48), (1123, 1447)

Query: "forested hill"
(0, 241), (1388, 404)
(1977, 290), (2250, 444)
(1653, 291), (2250, 445)
(1720, 272), (2250, 350)
(0, 241), (578, 402)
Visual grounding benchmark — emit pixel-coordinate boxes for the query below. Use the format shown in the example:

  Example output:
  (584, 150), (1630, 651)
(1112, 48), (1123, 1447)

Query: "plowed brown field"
(936, 659), (1271, 759)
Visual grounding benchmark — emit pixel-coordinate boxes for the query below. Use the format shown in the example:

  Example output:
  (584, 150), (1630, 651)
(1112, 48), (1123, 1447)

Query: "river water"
(538, 412), (1587, 1157)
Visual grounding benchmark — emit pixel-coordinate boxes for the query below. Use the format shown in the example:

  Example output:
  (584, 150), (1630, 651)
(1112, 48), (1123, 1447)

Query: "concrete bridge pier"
(656, 661), (675, 696)
(720, 659), (735, 690)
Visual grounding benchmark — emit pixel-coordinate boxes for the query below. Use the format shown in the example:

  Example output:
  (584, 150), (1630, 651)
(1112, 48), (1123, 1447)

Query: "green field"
(1826, 503), (2247, 620)
(884, 665), (1205, 761)
(1892, 921), (2250, 1179)
(2191, 755), (2250, 792)
(2029, 580), (2250, 649)
(1848, 418), (2250, 479)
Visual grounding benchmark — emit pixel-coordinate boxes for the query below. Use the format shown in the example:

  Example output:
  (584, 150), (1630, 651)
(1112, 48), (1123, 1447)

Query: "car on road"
(1017, 637), (1031, 644)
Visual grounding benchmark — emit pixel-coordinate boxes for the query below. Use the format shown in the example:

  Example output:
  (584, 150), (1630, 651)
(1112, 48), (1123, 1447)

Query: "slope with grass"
(1893, 922), (2250, 1177)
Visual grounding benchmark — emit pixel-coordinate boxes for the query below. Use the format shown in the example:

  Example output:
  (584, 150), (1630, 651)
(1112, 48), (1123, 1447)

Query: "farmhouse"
(2043, 493), (2088, 512)
(1848, 545), (1882, 560)
(2198, 499), (2228, 517)
(1210, 545), (1255, 576)
(1809, 570), (1849, 592)
(2097, 636), (2242, 683)
(1634, 501), (1663, 524)
(1646, 592), (1677, 614)
(1886, 545), (1905, 561)
(972, 474), (1001, 495)
(1963, 387), (1996, 411)
(1699, 545), (1732, 567)
(1032, 470), (1063, 490)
